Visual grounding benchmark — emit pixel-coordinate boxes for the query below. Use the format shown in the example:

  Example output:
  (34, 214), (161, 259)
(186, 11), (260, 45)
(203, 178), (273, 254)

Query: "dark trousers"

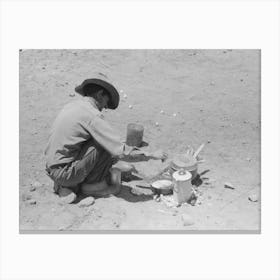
(46, 140), (113, 193)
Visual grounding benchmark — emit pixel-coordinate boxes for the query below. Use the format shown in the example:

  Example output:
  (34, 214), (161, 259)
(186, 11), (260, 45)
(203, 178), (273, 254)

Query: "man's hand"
(149, 149), (168, 161)
(112, 161), (135, 172)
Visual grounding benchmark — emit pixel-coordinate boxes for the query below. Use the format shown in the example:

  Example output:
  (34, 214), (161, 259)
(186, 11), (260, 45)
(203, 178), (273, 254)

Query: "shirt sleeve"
(85, 116), (127, 157)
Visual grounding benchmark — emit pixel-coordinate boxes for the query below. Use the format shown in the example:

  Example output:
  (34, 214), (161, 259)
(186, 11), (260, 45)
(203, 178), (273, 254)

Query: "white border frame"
(1, 0), (280, 279)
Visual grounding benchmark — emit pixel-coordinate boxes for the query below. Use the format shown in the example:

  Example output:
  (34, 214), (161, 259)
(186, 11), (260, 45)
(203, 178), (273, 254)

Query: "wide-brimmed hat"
(75, 78), (120, 109)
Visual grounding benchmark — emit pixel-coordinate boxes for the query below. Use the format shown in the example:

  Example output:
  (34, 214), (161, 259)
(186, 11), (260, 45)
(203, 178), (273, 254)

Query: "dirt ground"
(19, 49), (260, 231)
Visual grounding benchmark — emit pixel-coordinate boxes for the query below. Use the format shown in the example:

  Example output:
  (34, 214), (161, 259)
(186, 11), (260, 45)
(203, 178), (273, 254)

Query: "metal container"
(172, 169), (193, 205)
(171, 154), (198, 179)
(151, 179), (173, 195)
(126, 123), (144, 147)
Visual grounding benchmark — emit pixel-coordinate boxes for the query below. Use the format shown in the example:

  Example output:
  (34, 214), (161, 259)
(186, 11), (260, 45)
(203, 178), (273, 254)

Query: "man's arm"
(119, 145), (168, 161)
(86, 116), (168, 160)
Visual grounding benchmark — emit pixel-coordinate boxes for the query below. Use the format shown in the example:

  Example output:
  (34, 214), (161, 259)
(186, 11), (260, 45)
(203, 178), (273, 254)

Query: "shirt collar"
(84, 96), (99, 111)
(84, 96), (105, 118)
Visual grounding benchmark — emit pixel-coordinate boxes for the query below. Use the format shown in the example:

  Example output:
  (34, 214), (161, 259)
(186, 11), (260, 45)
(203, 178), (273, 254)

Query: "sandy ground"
(19, 49), (260, 231)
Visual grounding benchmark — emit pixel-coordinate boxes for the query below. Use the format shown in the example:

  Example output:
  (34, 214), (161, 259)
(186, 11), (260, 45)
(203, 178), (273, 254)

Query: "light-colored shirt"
(45, 97), (128, 168)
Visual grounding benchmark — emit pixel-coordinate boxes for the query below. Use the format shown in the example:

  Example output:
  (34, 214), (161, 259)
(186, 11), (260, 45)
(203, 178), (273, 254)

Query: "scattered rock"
(160, 110), (164, 114)
(29, 185), (36, 192)
(224, 182), (235, 189)
(248, 193), (259, 202)
(21, 193), (32, 201)
(210, 81), (215, 86)
(131, 186), (154, 196)
(123, 94), (127, 99)
(172, 113), (177, 117)
(172, 210), (178, 216)
(32, 181), (42, 188)
(69, 92), (75, 97)
(160, 195), (179, 208)
(113, 221), (120, 228)
(27, 199), (37, 205)
(59, 192), (77, 204)
(181, 214), (194, 226)
(155, 122), (159, 126)
(78, 196), (95, 207)
(189, 199), (196, 206)
(128, 105), (133, 109)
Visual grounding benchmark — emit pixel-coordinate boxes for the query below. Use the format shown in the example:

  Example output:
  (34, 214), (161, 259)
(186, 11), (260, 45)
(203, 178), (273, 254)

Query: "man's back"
(45, 98), (101, 168)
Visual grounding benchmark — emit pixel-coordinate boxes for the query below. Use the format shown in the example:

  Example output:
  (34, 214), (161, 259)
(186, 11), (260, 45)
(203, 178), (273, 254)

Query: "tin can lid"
(172, 169), (192, 181)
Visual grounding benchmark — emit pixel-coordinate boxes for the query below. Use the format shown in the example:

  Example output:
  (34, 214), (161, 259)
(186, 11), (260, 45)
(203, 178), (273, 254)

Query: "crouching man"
(45, 78), (165, 204)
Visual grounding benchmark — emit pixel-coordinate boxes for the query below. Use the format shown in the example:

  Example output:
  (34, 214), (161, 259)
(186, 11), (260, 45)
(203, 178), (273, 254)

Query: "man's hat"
(75, 78), (120, 109)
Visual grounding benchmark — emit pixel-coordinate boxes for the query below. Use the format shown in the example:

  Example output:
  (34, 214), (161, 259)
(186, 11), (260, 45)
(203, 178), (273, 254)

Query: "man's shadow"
(115, 184), (153, 203)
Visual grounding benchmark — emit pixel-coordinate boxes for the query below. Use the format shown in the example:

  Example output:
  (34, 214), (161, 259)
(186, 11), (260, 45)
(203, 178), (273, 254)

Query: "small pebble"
(172, 113), (177, 117)
(248, 193), (259, 202)
(155, 122), (159, 126)
(160, 110), (164, 114)
(181, 214), (194, 226)
(120, 89), (124, 93)
(246, 157), (251, 161)
(28, 199), (37, 205)
(78, 196), (95, 207)
(131, 186), (154, 196)
(69, 92), (75, 97)
(128, 105), (133, 109)
(60, 193), (77, 204)
(32, 181), (42, 188)
(29, 185), (36, 192)
(189, 199), (196, 206)
(172, 211), (178, 216)
(22, 193), (32, 201)
(123, 94), (127, 99)
(224, 182), (235, 189)
(210, 81), (215, 86)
